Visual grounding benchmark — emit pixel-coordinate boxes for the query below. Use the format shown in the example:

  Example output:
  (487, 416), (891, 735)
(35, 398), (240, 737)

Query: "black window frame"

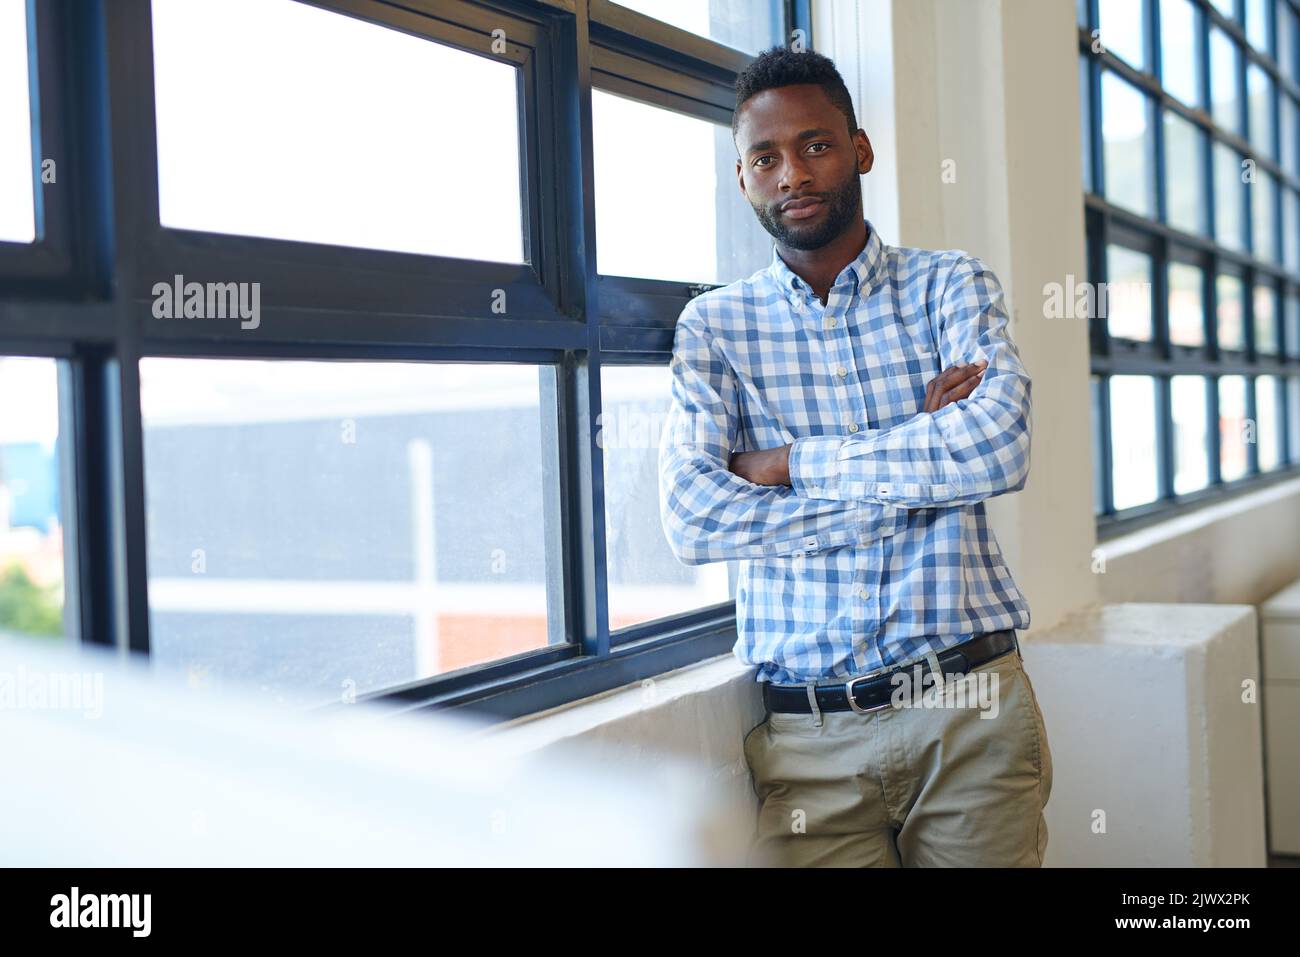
(0, 0), (812, 722)
(1081, 0), (1300, 539)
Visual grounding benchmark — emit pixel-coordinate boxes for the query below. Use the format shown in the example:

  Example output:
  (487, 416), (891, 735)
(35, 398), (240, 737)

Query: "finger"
(923, 375), (938, 413)
(939, 372), (983, 407)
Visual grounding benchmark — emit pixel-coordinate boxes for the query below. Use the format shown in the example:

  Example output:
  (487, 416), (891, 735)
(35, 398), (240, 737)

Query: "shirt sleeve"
(787, 255), (1032, 508)
(658, 301), (908, 566)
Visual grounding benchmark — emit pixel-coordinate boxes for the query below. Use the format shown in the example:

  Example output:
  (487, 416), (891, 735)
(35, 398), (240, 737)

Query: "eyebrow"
(746, 127), (836, 155)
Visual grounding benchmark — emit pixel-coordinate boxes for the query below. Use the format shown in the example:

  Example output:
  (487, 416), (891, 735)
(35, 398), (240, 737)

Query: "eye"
(807, 142), (830, 153)
(753, 155), (774, 168)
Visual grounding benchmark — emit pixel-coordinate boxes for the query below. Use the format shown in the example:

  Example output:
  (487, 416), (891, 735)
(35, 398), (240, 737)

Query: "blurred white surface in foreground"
(0, 636), (751, 866)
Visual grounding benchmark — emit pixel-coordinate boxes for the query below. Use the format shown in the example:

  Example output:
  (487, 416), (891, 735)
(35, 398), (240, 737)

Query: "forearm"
(659, 449), (907, 565)
(787, 384), (1031, 507)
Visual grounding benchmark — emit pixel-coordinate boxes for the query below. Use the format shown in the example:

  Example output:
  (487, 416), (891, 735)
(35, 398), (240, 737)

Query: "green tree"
(0, 562), (63, 637)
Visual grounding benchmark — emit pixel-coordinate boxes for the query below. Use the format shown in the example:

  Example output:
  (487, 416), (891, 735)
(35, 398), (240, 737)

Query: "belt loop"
(805, 683), (824, 727)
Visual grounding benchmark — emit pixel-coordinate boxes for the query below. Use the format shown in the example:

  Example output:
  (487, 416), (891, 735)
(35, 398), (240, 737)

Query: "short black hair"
(732, 47), (858, 139)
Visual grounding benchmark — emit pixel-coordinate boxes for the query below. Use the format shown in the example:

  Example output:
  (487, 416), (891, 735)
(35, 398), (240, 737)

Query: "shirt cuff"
(788, 435), (846, 499)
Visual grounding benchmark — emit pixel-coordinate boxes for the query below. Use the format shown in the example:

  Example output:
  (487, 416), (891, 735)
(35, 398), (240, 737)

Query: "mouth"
(780, 196), (825, 221)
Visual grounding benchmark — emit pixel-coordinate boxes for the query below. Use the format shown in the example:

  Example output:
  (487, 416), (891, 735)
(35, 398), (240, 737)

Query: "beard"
(749, 166), (863, 251)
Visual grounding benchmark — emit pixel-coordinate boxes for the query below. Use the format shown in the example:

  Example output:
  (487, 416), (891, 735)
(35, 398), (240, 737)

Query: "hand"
(728, 445), (792, 486)
(922, 361), (987, 413)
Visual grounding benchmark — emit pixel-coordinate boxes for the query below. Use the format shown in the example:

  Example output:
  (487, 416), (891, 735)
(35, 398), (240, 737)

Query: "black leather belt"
(762, 630), (1019, 715)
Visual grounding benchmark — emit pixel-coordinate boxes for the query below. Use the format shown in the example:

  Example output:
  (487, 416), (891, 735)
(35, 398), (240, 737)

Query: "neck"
(777, 217), (868, 304)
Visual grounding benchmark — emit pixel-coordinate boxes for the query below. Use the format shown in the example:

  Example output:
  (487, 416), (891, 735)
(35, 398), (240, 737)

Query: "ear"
(736, 158), (748, 201)
(853, 130), (874, 175)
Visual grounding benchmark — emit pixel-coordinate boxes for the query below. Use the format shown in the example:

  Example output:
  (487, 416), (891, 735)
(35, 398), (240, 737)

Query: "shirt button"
(857, 587), (870, 600)
(836, 366), (848, 377)
(825, 317), (837, 329)
(848, 422), (860, 433)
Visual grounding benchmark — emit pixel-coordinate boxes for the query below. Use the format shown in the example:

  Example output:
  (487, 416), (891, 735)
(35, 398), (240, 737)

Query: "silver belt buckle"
(843, 664), (895, 714)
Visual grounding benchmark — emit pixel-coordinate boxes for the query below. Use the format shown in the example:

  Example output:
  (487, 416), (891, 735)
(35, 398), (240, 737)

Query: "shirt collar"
(768, 217), (885, 300)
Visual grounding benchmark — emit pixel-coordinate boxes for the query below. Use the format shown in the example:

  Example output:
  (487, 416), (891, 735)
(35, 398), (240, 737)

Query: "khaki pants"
(742, 647), (1053, 867)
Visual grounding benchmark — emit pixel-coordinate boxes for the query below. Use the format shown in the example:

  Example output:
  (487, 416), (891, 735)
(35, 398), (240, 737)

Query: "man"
(657, 47), (1052, 867)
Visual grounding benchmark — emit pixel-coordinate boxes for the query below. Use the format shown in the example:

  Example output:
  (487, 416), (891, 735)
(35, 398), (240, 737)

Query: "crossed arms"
(657, 256), (1032, 566)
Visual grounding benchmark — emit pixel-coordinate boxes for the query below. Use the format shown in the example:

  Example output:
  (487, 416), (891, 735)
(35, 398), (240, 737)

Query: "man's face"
(734, 84), (872, 251)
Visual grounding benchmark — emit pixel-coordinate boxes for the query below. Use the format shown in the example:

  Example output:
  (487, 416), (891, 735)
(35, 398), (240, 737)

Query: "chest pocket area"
(868, 345), (942, 429)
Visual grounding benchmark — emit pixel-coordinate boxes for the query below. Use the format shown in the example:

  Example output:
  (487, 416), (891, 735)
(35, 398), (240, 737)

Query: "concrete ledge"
(1022, 603), (1267, 866)
(477, 654), (765, 817)
(1095, 476), (1300, 606)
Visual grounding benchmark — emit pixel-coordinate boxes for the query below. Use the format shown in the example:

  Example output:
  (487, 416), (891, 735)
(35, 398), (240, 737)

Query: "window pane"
(1254, 283), (1278, 353)
(1102, 72), (1154, 216)
(1285, 188), (1300, 270)
(0, 357), (66, 640)
(1162, 0), (1201, 106)
(1210, 28), (1242, 135)
(1171, 375), (1210, 493)
(600, 365), (734, 630)
(1256, 375), (1281, 470)
(1164, 110), (1206, 234)
(1290, 377), (1300, 465)
(1252, 170), (1277, 262)
(612, 0), (781, 55)
(1247, 63), (1275, 157)
(0, 0), (35, 244)
(1282, 96), (1298, 179)
(1081, 57), (1093, 192)
(1100, 0), (1147, 69)
(1217, 272), (1246, 350)
(151, 0), (524, 262)
(140, 359), (563, 702)
(1281, 2), (1297, 82)
(1246, 0), (1271, 50)
(1109, 375), (1160, 509)
(1092, 375), (1105, 514)
(593, 90), (770, 284)
(1169, 261), (1206, 346)
(1286, 291), (1300, 357)
(1213, 141), (1245, 252)
(1219, 374), (1251, 480)
(1105, 245), (1154, 341)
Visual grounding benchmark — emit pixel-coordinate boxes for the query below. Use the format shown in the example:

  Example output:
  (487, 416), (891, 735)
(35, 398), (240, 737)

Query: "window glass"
(151, 0), (525, 262)
(1210, 28), (1242, 135)
(1219, 374), (1251, 480)
(1171, 375), (1210, 493)
(1102, 73), (1154, 217)
(1255, 283), (1278, 354)
(1213, 142), (1245, 252)
(1109, 375), (1160, 509)
(1256, 375), (1281, 470)
(1106, 245), (1154, 341)
(1285, 291), (1300, 357)
(0, 0), (35, 244)
(1247, 63), (1275, 157)
(1253, 170), (1277, 263)
(600, 365), (735, 630)
(140, 358), (564, 703)
(0, 357), (66, 640)
(1161, 0), (1201, 106)
(611, 0), (783, 55)
(1169, 261), (1206, 346)
(1217, 273), (1246, 350)
(1164, 110), (1206, 234)
(1100, 0), (1147, 69)
(593, 89), (771, 284)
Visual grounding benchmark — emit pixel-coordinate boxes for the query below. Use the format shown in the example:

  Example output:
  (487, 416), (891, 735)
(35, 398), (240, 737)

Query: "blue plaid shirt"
(657, 218), (1031, 685)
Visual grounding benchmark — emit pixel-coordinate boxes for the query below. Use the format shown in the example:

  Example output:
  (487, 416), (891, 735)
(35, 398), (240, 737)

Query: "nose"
(778, 151), (813, 193)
